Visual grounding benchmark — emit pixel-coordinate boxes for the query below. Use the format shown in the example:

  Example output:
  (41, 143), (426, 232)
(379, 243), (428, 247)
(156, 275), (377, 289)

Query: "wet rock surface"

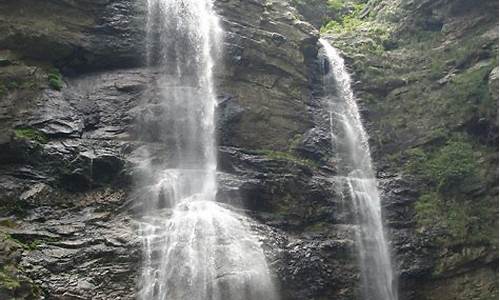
(0, 0), (358, 299)
(1, 0), (497, 299)
(312, 0), (499, 299)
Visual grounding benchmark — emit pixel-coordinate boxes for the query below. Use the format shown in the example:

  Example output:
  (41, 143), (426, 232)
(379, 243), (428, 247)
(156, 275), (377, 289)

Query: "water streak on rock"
(137, 1), (278, 299)
(320, 38), (398, 300)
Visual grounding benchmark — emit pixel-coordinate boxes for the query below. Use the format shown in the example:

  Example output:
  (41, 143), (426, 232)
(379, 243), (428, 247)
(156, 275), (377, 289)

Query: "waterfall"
(319, 38), (398, 300)
(136, 1), (278, 299)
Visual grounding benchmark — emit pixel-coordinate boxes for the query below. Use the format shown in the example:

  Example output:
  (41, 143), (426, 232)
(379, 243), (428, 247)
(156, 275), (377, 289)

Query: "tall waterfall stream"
(136, 1), (278, 299)
(320, 38), (398, 300)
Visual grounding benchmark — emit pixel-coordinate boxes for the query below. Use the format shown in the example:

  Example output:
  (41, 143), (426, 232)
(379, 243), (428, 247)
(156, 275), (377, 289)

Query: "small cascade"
(319, 38), (398, 300)
(136, 1), (278, 299)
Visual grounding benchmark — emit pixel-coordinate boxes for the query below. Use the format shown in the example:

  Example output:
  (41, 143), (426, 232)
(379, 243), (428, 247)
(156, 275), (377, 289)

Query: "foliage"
(408, 138), (497, 245)
(14, 128), (48, 144)
(450, 63), (495, 121)
(415, 192), (497, 245)
(327, 0), (343, 11)
(406, 140), (479, 192)
(321, 3), (366, 33)
(425, 141), (478, 191)
(0, 267), (20, 290)
(48, 69), (63, 91)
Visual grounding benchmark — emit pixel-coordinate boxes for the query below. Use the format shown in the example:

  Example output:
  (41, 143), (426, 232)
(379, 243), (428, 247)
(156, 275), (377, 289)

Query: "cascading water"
(136, 1), (278, 299)
(319, 38), (398, 300)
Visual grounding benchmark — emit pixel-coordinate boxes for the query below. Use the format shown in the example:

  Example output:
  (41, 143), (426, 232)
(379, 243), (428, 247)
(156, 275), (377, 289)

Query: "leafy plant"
(406, 140), (479, 192)
(48, 69), (63, 91)
(327, 0), (344, 11)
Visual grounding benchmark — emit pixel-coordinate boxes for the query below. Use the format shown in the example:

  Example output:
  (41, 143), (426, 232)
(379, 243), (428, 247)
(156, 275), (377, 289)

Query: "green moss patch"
(0, 267), (20, 290)
(408, 139), (497, 246)
(14, 128), (48, 144)
(48, 69), (63, 91)
(407, 140), (480, 192)
(414, 192), (497, 245)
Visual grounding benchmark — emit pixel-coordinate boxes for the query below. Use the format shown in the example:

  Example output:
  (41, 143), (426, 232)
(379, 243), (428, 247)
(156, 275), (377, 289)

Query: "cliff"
(308, 0), (499, 299)
(0, 0), (497, 299)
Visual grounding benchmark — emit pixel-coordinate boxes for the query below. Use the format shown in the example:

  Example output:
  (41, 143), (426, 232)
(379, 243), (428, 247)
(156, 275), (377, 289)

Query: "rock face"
(0, 0), (497, 300)
(215, 0), (320, 151)
(0, 0), (358, 299)
(313, 0), (499, 299)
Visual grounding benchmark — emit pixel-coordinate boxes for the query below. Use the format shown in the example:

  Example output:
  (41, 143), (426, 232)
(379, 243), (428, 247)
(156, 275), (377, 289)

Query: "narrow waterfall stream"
(320, 39), (398, 300)
(136, 1), (278, 299)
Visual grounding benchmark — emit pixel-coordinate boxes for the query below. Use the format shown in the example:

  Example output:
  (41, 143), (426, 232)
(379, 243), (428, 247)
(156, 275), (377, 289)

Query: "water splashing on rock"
(136, 1), (278, 299)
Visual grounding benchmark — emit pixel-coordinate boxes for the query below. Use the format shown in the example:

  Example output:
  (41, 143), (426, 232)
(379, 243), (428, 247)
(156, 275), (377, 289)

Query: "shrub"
(425, 141), (478, 192)
(415, 192), (497, 245)
(406, 140), (479, 192)
(327, 0), (343, 11)
(48, 69), (63, 91)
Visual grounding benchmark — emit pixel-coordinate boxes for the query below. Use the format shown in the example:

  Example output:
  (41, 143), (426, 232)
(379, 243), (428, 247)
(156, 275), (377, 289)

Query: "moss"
(408, 137), (497, 246)
(288, 133), (303, 152)
(0, 268), (20, 290)
(48, 69), (63, 91)
(415, 192), (497, 246)
(0, 262), (40, 298)
(405, 140), (480, 192)
(414, 192), (440, 227)
(450, 63), (495, 121)
(327, 0), (343, 11)
(2, 231), (48, 251)
(14, 128), (48, 144)
(0, 219), (17, 228)
(26, 240), (42, 251)
(426, 141), (479, 192)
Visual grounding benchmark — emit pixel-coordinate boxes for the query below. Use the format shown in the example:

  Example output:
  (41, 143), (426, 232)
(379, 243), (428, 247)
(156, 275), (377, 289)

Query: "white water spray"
(320, 38), (398, 300)
(137, 1), (278, 299)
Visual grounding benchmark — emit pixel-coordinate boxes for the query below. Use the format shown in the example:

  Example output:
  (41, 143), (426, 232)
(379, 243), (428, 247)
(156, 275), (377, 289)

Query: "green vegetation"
(407, 139), (497, 245)
(408, 140), (479, 192)
(327, 0), (344, 11)
(451, 63), (496, 121)
(415, 192), (497, 245)
(48, 69), (63, 90)
(0, 267), (20, 290)
(319, 1), (392, 55)
(0, 265), (41, 298)
(321, 3), (365, 33)
(2, 231), (46, 251)
(14, 128), (48, 144)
